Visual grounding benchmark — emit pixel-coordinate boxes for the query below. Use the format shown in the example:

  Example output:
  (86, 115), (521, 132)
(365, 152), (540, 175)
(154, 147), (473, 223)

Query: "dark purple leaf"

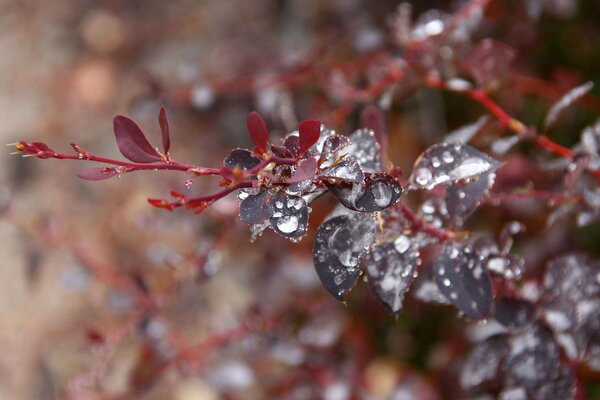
(113, 115), (162, 163)
(158, 107), (170, 155)
(433, 242), (493, 319)
(464, 39), (516, 88)
(270, 144), (294, 159)
(460, 335), (509, 392)
(318, 134), (351, 167)
(319, 157), (364, 183)
(313, 213), (376, 300)
(267, 191), (309, 239)
(409, 142), (502, 190)
(283, 134), (299, 156)
(365, 236), (421, 313)
(327, 173), (404, 213)
(298, 119), (321, 155)
(506, 324), (560, 390)
(446, 171), (496, 226)
(239, 189), (271, 225)
(534, 364), (576, 400)
(287, 157), (317, 184)
(346, 129), (381, 172)
(493, 297), (535, 329)
(223, 149), (261, 170)
(77, 167), (120, 181)
(246, 111), (269, 153)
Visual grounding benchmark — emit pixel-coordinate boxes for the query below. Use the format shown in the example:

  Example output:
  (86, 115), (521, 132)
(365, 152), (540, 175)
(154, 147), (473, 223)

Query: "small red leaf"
(158, 107), (171, 155)
(148, 198), (174, 210)
(246, 112), (269, 153)
(113, 115), (162, 163)
(361, 106), (387, 145)
(77, 167), (120, 181)
(298, 119), (320, 155)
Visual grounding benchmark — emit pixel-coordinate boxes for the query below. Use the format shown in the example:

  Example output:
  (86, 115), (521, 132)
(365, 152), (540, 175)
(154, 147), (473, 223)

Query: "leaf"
(493, 297), (535, 329)
(267, 191), (309, 239)
(298, 119), (321, 155)
(365, 236), (421, 313)
(313, 213), (376, 300)
(506, 324), (560, 390)
(433, 242), (493, 319)
(327, 173), (404, 212)
(460, 335), (509, 391)
(246, 111), (269, 153)
(287, 157), (317, 183)
(409, 142), (502, 190)
(319, 157), (364, 183)
(158, 107), (170, 155)
(544, 81), (594, 130)
(239, 189), (271, 225)
(77, 167), (120, 181)
(113, 115), (162, 163)
(464, 39), (516, 88)
(223, 148), (261, 170)
(318, 134), (351, 167)
(446, 171), (495, 226)
(345, 129), (381, 172)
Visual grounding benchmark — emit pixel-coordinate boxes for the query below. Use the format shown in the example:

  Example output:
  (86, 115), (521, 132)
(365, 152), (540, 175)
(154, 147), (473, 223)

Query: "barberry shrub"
(9, 0), (600, 398)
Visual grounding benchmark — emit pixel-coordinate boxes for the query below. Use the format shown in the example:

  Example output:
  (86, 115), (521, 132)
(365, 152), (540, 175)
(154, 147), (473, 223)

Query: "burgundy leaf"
(113, 115), (162, 163)
(287, 157), (317, 183)
(313, 213), (376, 300)
(77, 167), (120, 181)
(246, 111), (269, 153)
(298, 119), (321, 155)
(158, 107), (170, 155)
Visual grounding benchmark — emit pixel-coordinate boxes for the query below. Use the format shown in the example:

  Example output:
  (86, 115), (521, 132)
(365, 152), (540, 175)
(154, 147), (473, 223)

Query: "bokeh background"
(1, 0), (600, 399)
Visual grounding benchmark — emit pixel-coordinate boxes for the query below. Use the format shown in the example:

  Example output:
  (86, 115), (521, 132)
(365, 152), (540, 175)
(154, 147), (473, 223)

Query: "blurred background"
(1, 0), (600, 399)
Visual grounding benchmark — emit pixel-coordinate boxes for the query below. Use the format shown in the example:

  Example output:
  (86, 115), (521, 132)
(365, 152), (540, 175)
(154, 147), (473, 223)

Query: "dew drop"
(394, 235), (411, 254)
(414, 167), (433, 186)
(276, 215), (299, 233)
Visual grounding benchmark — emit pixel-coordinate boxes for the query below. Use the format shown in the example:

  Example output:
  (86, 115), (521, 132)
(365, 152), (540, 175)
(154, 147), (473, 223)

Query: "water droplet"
(276, 215), (299, 233)
(394, 235), (411, 254)
(414, 167), (432, 186)
(431, 157), (441, 168)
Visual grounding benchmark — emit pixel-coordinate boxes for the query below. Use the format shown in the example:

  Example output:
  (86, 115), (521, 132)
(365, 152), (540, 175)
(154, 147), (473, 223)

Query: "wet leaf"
(158, 107), (170, 155)
(239, 189), (271, 225)
(319, 157), (364, 183)
(113, 115), (162, 163)
(360, 105), (387, 152)
(223, 149), (261, 170)
(506, 324), (560, 390)
(460, 335), (509, 391)
(327, 173), (404, 212)
(446, 171), (495, 226)
(267, 191), (309, 239)
(246, 111), (269, 153)
(493, 297), (535, 329)
(318, 134), (351, 167)
(534, 364), (575, 400)
(544, 81), (594, 130)
(433, 242), (493, 319)
(77, 167), (120, 181)
(365, 236), (421, 313)
(409, 142), (502, 190)
(298, 120), (321, 155)
(313, 213), (376, 300)
(288, 157), (317, 184)
(345, 129), (382, 172)
(464, 39), (516, 88)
